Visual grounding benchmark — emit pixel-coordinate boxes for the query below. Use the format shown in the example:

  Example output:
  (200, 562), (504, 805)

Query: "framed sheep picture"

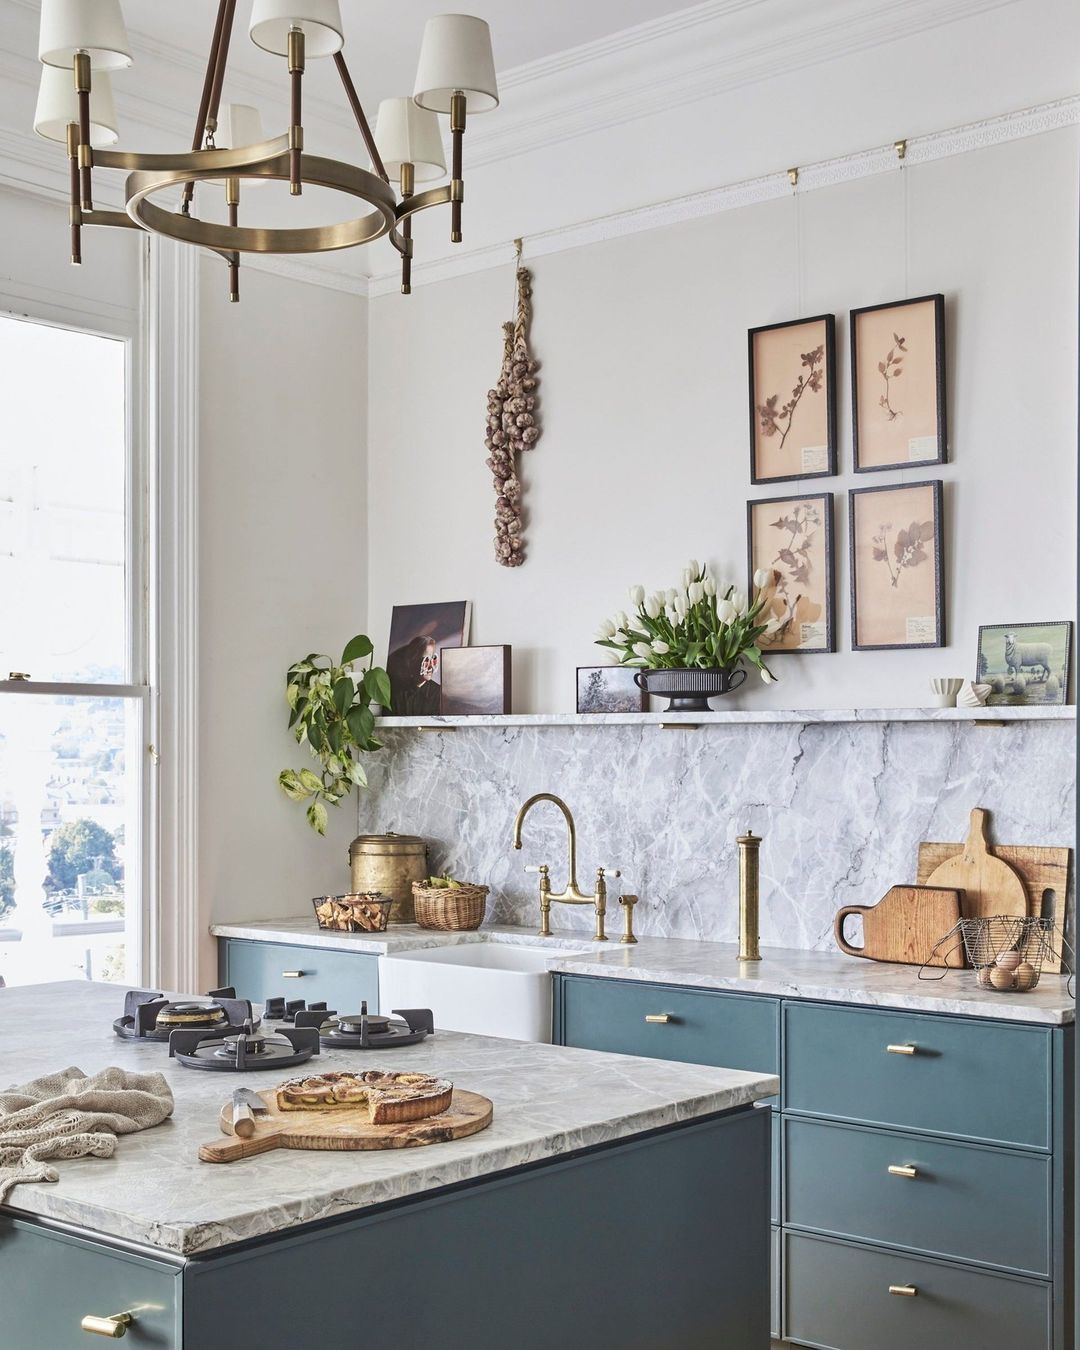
(976, 622), (1072, 706)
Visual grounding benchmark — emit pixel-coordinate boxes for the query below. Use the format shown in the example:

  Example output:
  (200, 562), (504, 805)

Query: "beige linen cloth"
(0, 1065), (174, 1202)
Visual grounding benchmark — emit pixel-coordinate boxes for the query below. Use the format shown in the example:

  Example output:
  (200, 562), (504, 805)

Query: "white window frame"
(0, 272), (153, 982)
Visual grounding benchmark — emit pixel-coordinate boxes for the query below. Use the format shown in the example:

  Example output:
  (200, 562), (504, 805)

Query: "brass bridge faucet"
(512, 793), (619, 941)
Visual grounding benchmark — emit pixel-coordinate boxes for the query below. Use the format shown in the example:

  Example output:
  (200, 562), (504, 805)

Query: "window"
(0, 312), (146, 987)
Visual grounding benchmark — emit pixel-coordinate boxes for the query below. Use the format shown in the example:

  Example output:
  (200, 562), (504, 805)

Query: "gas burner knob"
(264, 998), (286, 1019)
(308, 1001), (328, 1012)
(284, 999), (305, 1021)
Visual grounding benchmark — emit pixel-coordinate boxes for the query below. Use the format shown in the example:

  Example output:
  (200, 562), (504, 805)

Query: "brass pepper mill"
(737, 831), (762, 962)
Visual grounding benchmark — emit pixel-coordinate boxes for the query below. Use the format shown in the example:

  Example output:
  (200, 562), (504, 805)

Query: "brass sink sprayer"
(512, 793), (638, 943)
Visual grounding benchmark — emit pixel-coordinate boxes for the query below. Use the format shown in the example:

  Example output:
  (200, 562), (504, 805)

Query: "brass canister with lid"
(348, 832), (428, 924)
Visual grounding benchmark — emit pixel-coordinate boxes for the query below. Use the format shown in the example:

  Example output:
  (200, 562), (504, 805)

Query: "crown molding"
(368, 96), (1080, 296)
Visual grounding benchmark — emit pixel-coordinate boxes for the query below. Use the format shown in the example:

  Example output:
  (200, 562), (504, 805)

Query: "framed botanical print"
(851, 294), (946, 472)
(747, 492), (835, 653)
(576, 665), (648, 714)
(748, 314), (836, 484)
(976, 622), (1071, 706)
(849, 480), (944, 650)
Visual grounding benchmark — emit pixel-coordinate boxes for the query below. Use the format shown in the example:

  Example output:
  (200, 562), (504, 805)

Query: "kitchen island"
(0, 981), (777, 1349)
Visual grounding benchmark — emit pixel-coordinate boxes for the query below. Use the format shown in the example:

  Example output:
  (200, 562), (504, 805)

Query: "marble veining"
(358, 718), (1075, 954)
(0, 982), (776, 1255)
(209, 922), (1074, 1025)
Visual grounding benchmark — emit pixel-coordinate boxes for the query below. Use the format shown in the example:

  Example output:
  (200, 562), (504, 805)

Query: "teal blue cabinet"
(220, 939), (378, 1014)
(554, 973), (1072, 1350)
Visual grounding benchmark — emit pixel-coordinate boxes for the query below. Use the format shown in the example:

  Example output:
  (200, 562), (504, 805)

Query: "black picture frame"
(748, 313), (837, 485)
(851, 293), (947, 473)
(746, 491), (835, 654)
(575, 666), (648, 715)
(975, 621), (1072, 707)
(849, 479), (945, 651)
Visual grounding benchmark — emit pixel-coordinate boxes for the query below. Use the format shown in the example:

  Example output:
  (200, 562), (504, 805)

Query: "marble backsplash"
(359, 719), (1075, 953)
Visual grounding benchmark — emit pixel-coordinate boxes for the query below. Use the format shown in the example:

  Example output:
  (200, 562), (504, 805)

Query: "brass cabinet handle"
(886, 1043), (917, 1055)
(645, 1013), (673, 1024)
(81, 1313), (133, 1338)
(281, 970), (305, 978)
(888, 1285), (918, 1298)
(888, 1164), (918, 1178)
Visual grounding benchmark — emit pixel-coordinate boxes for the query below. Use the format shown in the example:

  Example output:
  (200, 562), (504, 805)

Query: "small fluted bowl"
(929, 678), (964, 707)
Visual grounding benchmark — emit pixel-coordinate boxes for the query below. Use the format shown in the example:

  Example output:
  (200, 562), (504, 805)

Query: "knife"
(231, 1088), (268, 1139)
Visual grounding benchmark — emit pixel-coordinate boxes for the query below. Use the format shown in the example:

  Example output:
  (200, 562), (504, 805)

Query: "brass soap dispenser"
(737, 831), (762, 962)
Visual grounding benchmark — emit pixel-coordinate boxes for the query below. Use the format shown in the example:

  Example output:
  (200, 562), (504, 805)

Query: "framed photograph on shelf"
(386, 601), (471, 715)
(747, 492), (835, 654)
(976, 622), (1071, 706)
(748, 314), (836, 484)
(851, 294), (946, 472)
(849, 480), (944, 650)
(440, 645), (512, 715)
(576, 665), (648, 714)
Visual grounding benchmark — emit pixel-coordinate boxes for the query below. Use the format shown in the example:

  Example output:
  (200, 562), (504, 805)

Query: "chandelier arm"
(332, 53), (390, 185)
(288, 28), (304, 196)
(180, 0), (234, 216)
(66, 123), (82, 265)
(206, 0), (238, 140)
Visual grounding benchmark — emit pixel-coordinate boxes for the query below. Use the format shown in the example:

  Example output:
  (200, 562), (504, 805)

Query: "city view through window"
(0, 314), (142, 987)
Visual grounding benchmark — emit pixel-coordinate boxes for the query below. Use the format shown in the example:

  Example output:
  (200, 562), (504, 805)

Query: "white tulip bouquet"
(595, 561), (780, 685)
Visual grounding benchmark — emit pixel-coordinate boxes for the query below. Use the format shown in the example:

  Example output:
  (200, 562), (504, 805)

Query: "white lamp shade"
(374, 98), (446, 182)
(38, 0), (132, 71)
(207, 104), (268, 187)
(34, 65), (118, 145)
(249, 0), (344, 58)
(413, 14), (498, 114)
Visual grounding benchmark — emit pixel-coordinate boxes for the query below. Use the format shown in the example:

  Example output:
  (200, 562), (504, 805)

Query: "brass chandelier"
(33, 1), (499, 299)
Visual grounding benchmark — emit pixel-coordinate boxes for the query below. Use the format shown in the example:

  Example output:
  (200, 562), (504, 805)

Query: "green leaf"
(365, 667), (392, 709)
(287, 702), (304, 730)
(332, 676), (355, 716)
(306, 800), (329, 835)
(307, 716), (325, 752)
(346, 704), (376, 744)
(346, 758), (368, 787)
(327, 720), (343, 754)
(278, 769), (308, 802)
(342, 634), (374, 666)
(298, 767), (323, 793)
(286, 681), (301, 711)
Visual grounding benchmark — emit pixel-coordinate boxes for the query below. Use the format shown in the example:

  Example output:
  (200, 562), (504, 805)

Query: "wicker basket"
(412, 882), (489, 931)
(312, 892), (393, 934)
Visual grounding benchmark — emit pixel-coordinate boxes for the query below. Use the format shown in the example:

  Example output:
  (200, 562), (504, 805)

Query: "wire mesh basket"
(920, 915), (1071, 993)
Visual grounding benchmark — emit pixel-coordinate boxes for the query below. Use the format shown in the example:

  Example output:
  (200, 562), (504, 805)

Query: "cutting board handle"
(199, 1132), (285, 1164)
(964, 807), (990, 854)
(834, 906), (867, 958)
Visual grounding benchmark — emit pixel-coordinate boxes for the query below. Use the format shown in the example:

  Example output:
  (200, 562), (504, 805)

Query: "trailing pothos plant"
(279, 635), (392, 834)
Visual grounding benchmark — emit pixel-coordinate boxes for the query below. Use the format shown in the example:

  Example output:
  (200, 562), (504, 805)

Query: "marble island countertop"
(0, 981), (777, 1256)
(210, 918), (1076, 1025)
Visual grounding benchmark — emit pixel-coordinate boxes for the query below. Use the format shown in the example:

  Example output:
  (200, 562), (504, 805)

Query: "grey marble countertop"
(0, 981), (777, 1257)
(210, 919), (1075, 1024)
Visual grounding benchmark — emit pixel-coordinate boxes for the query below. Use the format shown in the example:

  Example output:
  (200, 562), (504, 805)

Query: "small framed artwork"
(976, 622), (1071, 706)
(440, 645), (511, 715)
(576, 665), (648, 714)
(748, 314), (837, 484)
(851, 294), (946, 472)
(386, 601), (471, 715)
(849, 480), (945, 650)
(747, 492), (835, 654)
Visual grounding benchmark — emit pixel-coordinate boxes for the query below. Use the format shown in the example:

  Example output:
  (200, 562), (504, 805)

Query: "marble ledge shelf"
(376, 706), (1076, 729)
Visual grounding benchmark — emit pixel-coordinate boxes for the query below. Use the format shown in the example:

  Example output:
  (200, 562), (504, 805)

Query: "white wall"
(198, 261), (368, 978)
(366, 128), (1079, 712)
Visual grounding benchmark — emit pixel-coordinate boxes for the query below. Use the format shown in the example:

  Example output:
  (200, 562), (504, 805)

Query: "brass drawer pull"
(282, 970), (305, 978)
(81, 1313), (134, 1338)
(888, 1285), (918, 1298)
(886, 1043), (916, 1055)
(888, 1164), (918, 1178)
(645, 1013), (673, 1024)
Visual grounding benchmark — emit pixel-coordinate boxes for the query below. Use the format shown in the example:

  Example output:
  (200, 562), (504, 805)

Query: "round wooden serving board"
(198, 1087), (494, 1164)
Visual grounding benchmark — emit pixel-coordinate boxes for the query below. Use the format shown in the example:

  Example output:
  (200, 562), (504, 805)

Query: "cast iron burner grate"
(113, 988), (257, 1042)
(294, 1002), (434, 1049)
(168, 1021), (320, 1071)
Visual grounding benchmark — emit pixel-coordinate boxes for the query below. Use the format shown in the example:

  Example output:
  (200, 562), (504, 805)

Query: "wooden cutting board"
(834, 885), (964, 967)
(199, 1087), (494, 1164)
(918, 823), (1071, 974)
(922, 808), (1028, 925)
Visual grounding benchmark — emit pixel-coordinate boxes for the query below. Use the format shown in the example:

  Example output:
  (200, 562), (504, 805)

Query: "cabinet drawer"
(0, 1217), (180, 1349)
(783, 1001), (1051, 1149)
(784, 1231), (1051, 1350)
(558, 976), (778, 1078)
(784, 1116), (1050, 1277)
(222, 939), (379, 1014)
